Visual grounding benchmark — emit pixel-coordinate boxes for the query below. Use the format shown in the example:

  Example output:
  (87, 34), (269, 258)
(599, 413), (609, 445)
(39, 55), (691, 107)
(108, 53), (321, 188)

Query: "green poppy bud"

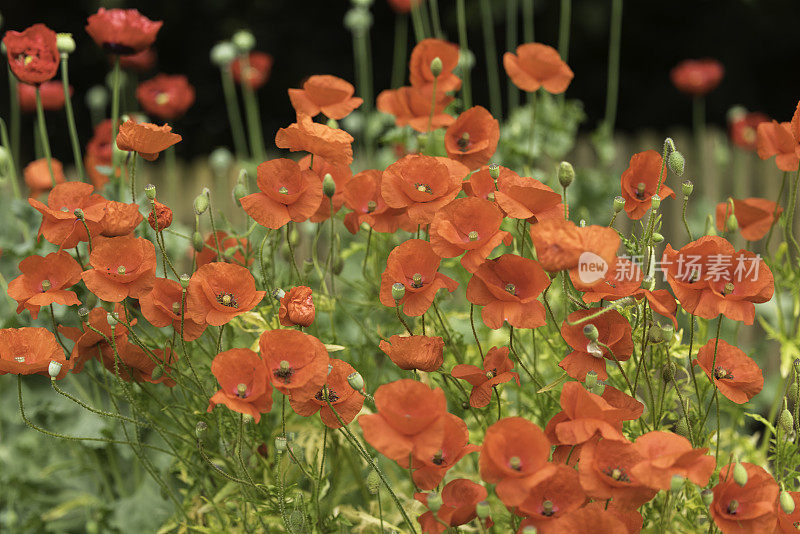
(210, 41), (237, 66)
(788, 383), (800, 404)
(48, 361), (63, 379)
(781, 490), (796, 514)
(427, 492), (443, 513)
(701, 489), (713, 506)
(652, 232), (664, 243)
(151, 365), (164, 380)
(668, 150), (685, 176)
(558, 161), (575, 188)
(367, 468), (381, 494)
(662, 361), (676, 382)
(582, 324), (599, 342)
(733, 462), (748, 487)
(391, 282), (405, 301)
(430, 56), (443, 77)
(613, 195), (625, 213)
(705, 214), (717, 236)
(323, 173), (336, 198)
(674, 418), (691, 440)
(670, 474), (684, 492)
(193, 193), (209, 215)
(649, 324), (663, 343)
(779, 408), (794, 434)
(192, 231), (204, 252)
(232, 30), (256, 52)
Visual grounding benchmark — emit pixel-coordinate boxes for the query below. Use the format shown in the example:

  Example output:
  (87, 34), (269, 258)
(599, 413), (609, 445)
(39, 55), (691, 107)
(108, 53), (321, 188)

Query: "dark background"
(2, 0), (798, 162)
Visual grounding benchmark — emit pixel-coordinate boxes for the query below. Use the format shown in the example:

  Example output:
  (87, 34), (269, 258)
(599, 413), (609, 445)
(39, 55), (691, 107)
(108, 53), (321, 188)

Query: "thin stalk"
(7, 66), (21, 176)
(34, 88), (56, 186)
(479, 0), (502, 118)
(506, 0), (520, 111)
(558, 0), (572, 62)
(60, 53), (86, 180)
(456, 0), (472, 108)
(220, 65), (249, 160)
(391, 15), (409, 88)
(522, 0), (535, 43)
(692, 96), (706, 172)
(603, 0), (623, 132)
(239, 55), (266, 161)
(429, 0), (443, 38)
(0, 117), (22, 199)
(110, 58), (121, 181)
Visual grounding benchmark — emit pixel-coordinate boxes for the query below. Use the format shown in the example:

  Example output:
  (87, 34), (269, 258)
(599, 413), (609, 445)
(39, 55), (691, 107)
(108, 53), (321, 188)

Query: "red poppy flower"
(516, 464), (586, 530)
(186, 262), (265, 326)
(715, 197), (783, 241)
(503, 43), (574, 94)
(85, 119), (115, 190)
(466, 254), (550, 329)
(379, 334), (444, 372)
(136, 74), (195, 120)
(342, 169), (414, 234)
(575, 257), (645, 303)
(710, 462), (778, 534)
(387, 0), (424, 14)
(495, 169), (564, 223)
(81, 236), (156, 302)
(756, 118), (800, 172)
(258, 329), (329, 398)
(462, 164), (502, 202)
(644, 289), (679, 328)
(630, 431), (715, 490)
(452, 346), (520, 408)
(578, 438), (658, 510)
(530, 219), (620, 274)
(240, 158), (324, 229)
(58, 306), (132, 373)
(231, 52), (274, 89)
(207, 348), (272, 422)
(139, 277), (207, 341)
(444, 106), (499, 170)
(119, 47), (156, 71)
(548, 506), (629, 534)
(98, 338), (176, 386)
(18, 81), (70, 113)
(85, 8), (162, 55)
(8, 251), (82, 319)
(670, 59), (724, 96)
(0, 327), (69, 379)
(776, 491), (800, 533)
(410, 413), (478, 490)
(415, 479), (488, 534)
(116, 119), (181, 161)
(288, 358), (364, 429)
(29, 182), (108, 250)
(24, 158), (67, 198)
(729, 111), (769, 151)
(279, 286), (316, 327)
(289, 75), (363, 120)
(148, 200), (172, 231)
(693, 338), (763, 404)
(3, 24), (59, 85)
(100, 201), (143, 237)
(275, 113), (354, 166)
(619, 150), (675, 220)
(409, 39), (461, 95)
(381, 154), (468, 224)
(195, 231), (254, 267)
(430, 197), (512, 272)
(358, 378), (448, 463)
(559, 308), (634, 382)
(298, 154), (352, 223)
(379, 239), (459, 317)
(376, 85), (455, 132)
(661, 236), (774, 325)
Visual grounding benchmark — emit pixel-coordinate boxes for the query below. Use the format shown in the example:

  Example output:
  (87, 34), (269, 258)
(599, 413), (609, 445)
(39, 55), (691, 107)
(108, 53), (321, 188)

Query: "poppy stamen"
(457, 132), (470, 151)
(41, 279), (51, 292)
(505, 283), (516, 295)
(367, 200), (377, 213)
(485, 369), (496, 379)
(431, 450), (445, 466)
(714, 367), (733, 380)
(117, 266), (126, 275)
(508, 456), (522, 471)
(315, 385), (340, 403)
(411, 273), (424, 288)
(724, 282), (735, 295)
(14, 355), (25, 363)
(278, 186), (289, 194)
(236, 383), (248, 398)
(603, 466), (631, 482)
(635, 182), (647, 199)
(414, 183), (432, 194)
(274, 360), (295, 382)
(468, 230), (479, 241)
(172, 302), (182, 316)
(216, 292), (238, 308)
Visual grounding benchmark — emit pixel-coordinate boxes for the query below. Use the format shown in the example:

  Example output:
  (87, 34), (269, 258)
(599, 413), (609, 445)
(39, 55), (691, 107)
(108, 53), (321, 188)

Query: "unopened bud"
(682, 180), (694, 197)
(323, 173), (336, 198)
(705, 214), (717, 236)
(558, 161), (575, 188)
(726, 214), (738, 232)
(193, 193), (209, 215)
(57, 33), (76, 54)
(232, 30), (256, 52)
(733, 462), (748, 487)
(192, 232), (204, 252)
(366, 468), (381, 494)
(661, 323), (675, 344)
(427, 492), (443, 513)
(670, 475), (684, 492)
(430, 57), (443, 77)
(347, 372), (365, 391)
(779, 408), (794, 433)
(195, 421), (208, 438)
(613, 195), (625, 213)
(662, 361), (676, 382)
(668, 150), (685, 176)
(652, 232), (664, 243)
(788, 383), (800, 404)
(144, 183), (156, 200)
(781, 490), (796, 514)
(582, 324), (599, 342)
(391, 282), (405, 301)
(210, 41), (237, 66)
(275, 436), (288, 451)
(649, 324), (663, 343)
(48, 361), (63, 379)
(701, 489), (713, 506)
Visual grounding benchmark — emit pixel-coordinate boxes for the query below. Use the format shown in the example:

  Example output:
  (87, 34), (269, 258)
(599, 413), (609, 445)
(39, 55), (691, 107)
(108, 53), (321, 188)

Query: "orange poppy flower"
(776, 492), (800, 533)
(18, 81), (70, 113)
(559, 308), (634, 382)
(358, 378), (448, 463)
(288, 75), (363, 120)
(644, 289), (679, 328)
(207, 348), (272, 422)
(710, 463), (778, 534)
(100, 201), (143, 237)
(466, 254), (550, 330)
(430, 197), (512, 272)
(714, 197), (783, 241)
(729, 111), (769, 151)
(186, 262), (265, 326)
(29, 182), (108, 249)
(24, 158), (67, 198)
(630, 431), (715, 490)
(148, 200), (172, 231)
(575, 257), (645, 302)
(410, 413), (478, 490)
(298, 154), (353, 223)
(85, 8), (162, 55)
(516, 464), (586, 530)
(379, 334), (444, 372)
(81, 236), (156, 302)
(275, 113), (354, 166)
(756, 102), (800, 172)
(548, 506), (629, 534)
(670, 59), (724, 96)
(136, 74), (196, 120)
(288, 358), (364, 429)
(409, 38), (461, 95)
(462, 164), (502, 202)
(415, 479), (488, 534)
(97, 338), (176, 386)
(452, 346), (520, 408)
(495, 169), (564, 223)
(258, 329), (329, 398)
(116, 119), (181, 161)
(240, 158), (323, 230)
(3, 24), (60, 85)
(58, 306), (132, 373)
(530, 219), (620, 274)
(138, 277), (207, 341)
(578, 438), (658, 510)
(84, 119), (115, 190)
(444, 106), (499, 170)
(661, 236), (774, 325)
(0, 327), (69, 379)
(196, 231), (254, 267)
(693, 338), (763, 404)
(479, 416), (556, 507)
(379, 239), (459, 317)
(376, 85), (455, 132)
(8, 251), (82, 319)
(381, 154), (468, 224)
(231, 51), (274, 89)
(278, 286), (316, 327)
(503, 43), (574, 94)
(342, 169), (414, 234)
(619, 150), (675, 220)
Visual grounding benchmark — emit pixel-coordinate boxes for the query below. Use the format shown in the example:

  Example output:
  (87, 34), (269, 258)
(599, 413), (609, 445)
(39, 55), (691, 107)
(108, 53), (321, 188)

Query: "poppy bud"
(275, 436), (288, 451)
(788, 383), (800, 404)
(649, 324), (663, 343)
(430, 56), (443, 78)
(193, 193), (209, 215)
(674, 418), (691, 439)
(652, 232), (664, 243)
(651, 194), (661, 211)
(584, 370), (598, 389)
(85, 85), (109, 111)
(209, 147), (233, 174)
(73, 208), (84, 220)
(701, 489), (713, 506)
(232, 30), (256, 53)
(521, 528), (537, 534)
(705, 214), (717, 236)
(781, 490), (796, 514)
(192, 231), (204, 252)
(366, 468), (381, 495)
(151, 365), (164, 380)
(661, 323), (675, 343)
(670, 475), (684, 493)
(210, 41), (237, 66)
(558, 161), (575, 188)
(78, 307), (90, 321)
(149, 200), (173, 231)
(779, 408), (794, 433)
(179, 273), (191, 289)
(48, 361), (62, 379)
(427, 492), (443, 513)
(476, 501), (491, 520)
(347, 371), (365, 391)
(613, 195), (625, 213)
(323, 173), (336, 198)
(582, 324), (599, 342)
(144, 183), (157, 200)
(590, 382), (605, 395)
(733, 462), (748, 486)
(662, 361), (676, 382)
(344, 7), (373, 33)
(682, 180), (694, 197)
(725, 214), (738, 232)
(391, 282), (405, 302)
(326, 118), (339, 129)
(57, 33), (76, 54)
(668, 150), (685, 176)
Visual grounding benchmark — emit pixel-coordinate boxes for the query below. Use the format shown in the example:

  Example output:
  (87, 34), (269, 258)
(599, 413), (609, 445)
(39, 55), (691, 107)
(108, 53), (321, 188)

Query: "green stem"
(456, 0), (472, 108)
(239, 55), (266, 162)
(558, 0), (572, 62)
(0, 117), (22, 199)
(429, 0), (443, 38)
(60, 54), (86, 180)
(522, 0), (535, 42)
(391, 15), (409, 88)
(220, 65), (249, 160)
(506, 0), (520, 111)
(110, 58), (121, 182)
(479, 0), (502, 118)
(603, 0), (623, 132)
(129, 154), (137, 203)
(692, 96), (706, 171)
(7, 65), (21, 177)
(34, 88), (56, 187)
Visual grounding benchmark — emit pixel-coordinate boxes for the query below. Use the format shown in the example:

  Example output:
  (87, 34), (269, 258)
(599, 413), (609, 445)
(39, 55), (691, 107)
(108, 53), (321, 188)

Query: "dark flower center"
(505, 283), (516, 295)
(217, 292), (238, 308)
(603, 466), (630, 483)
(414, 182), (432, 195)
(41, 279), (51, 292)
(635, 182), (647, 200)
(714, 367), (733, 380)
(541, 500), (555, 517)
(458, 132), (471, 151)
(236, 383), (248, 398)
(367, 200), (377, 213)
(411, 273), (424, 288)
(274, 360), (295, 382)
(315, 385), (340, 403)
(431, 450), (445, 465)
(728, 499), (739, 515)
(508, 456), (522, 471)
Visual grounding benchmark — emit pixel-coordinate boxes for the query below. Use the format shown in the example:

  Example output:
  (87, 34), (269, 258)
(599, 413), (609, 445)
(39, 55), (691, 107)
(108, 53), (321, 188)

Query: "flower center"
(411, 273), (424, 288)
(431, 450), (445, 466)
(315, 385), (340, 403)
(216, 292), (238, 308)
(117, 266), (126, 275)
(367, 200), (377, 213)
(468, 230), (479, 241)
(541, 500), (555, 517)
(41, 279), (51, 292)
(414, 183), (432, 194)
(278, 186), (289, 194)
(505, 283), (516, 295)
(458, 132), (470, 151)
(14, 355), (25, 363)
(603, 466), (630, 482)
(508, 456), (522, 471)
(728, 499), (739, 515)
(155, 92), (170, 105)
(274, 360), (295, 382)
(485, 369), (496, 379)
(635, 182), (647, 200)
(236, 383), (248, 398)
(723, 282), (734, 295)
(714, 367), (733, 380)
(21, 54), (34, 66)
(172, 302), (182, 315)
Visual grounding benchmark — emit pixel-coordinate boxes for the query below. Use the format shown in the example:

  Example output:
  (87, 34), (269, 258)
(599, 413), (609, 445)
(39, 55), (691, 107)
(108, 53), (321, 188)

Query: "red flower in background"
(619, 150), (675, 220)
(415, 479), (489, 534)
(231, 52), (274, 89)
(3, 24), (60, 85)
(376, 85), (455, 132)
(81, 236), (156, 302)
(670, 59), (724, 96)
(0, 327), (70, 379)
(694, 338), (763, 404)
(379, 334), (444, 372)
(387, 0), (424, 14)
(452, 346), (520, 408)
(342, 169), (414, 234)
(116, 119), (181, 161)
(549, 505), (630, 534)
(85, 8), (162, 55)
(729, 109), (769, 151)
(186, 262), (265, 326)
(503, 43), (573, 94)
(409, 39), (460, 95)
(8, 251), (82, 319)
(715, 198), (783, 241)
(18, 81), (70, 113)
(578, 438), (658, 510)
(207, 348), (272, 422)
(444, 106), (500, 170)
(710, 463), (778, 534)
(240, 158), (323, 229)
(29, 182), (108, 249)
(258, 329), (329, 398)
(410, 413), (478, 490)
(136, 74), (195, 120)
(196, 231), (254, 267)
(631, 431), (715, 490)
(85, 119), (115, 190)
(119, 47), (156, 71)
(138, 277), (207, 341)
(379, 239), (459, 316)
(275, 113), (354, 166)
(289, 358), (364, 429)
(559, 308), (634, 381)
(289, 75), (362, 120)
(24, 158), (67, 198)
(100, 201), (143, 237)
(756, 101), (800, 171)
(279, 286), (316, 327)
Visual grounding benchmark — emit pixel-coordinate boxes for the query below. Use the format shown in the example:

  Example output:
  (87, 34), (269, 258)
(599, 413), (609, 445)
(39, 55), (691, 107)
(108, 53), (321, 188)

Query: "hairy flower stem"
(34, 88), (56, 187)
(470, 304), (485, 358)
(129, 153), (137, 203)
(425, 75), (439, 153)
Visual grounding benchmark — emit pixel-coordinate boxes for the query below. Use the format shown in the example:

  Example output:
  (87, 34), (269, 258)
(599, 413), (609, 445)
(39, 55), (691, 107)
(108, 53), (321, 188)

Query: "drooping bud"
(613, 195), (625, 213)
(584, 370), (598, 389)
(392, 282), (406, 301)
(781, 490), (796, 514)
(705, 214), (717, 236)
(558, 161), (575, 188)
(323, 173), (336, 198)
(193, 193), (209, 215)
(232, 30), (256, 52)
(582, 324), (599, 342)
(233, 181), (248, 207)
(726, 214), (738, 232)
(682, 180), (694, 197)
(733, 462), (748, 487)
(668, 150), (685, 176)
(347, 372), (365, 391)
(430, 57), (443, 77)
(57, 33), (76, 55)
(48, 361), (63, 379)
(427, 492), (443, 513)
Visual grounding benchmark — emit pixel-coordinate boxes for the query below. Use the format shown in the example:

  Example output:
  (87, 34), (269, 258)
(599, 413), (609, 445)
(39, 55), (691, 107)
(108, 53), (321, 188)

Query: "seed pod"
(430, 57), (443, 77)
(613, 195), (625, 213)
(476, 501), (491, 519)
(651, 194), (661, 211)
(195, 421), (208, 439)
(391, 282), (405, 301)
(648, 323), (663, 343)
(701, 489), (713, 506)
(682, 180), (694, 197)
(210, 41), (237, 66)
(584, 370), (598, 389)
(179, 273), (191, 289)
(733, 462), (748, 487)
(48, 361), (63, 379)
(347, 372), (365, 391)
(232, 30), (256, 52)
(57, 33), (76, 54)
